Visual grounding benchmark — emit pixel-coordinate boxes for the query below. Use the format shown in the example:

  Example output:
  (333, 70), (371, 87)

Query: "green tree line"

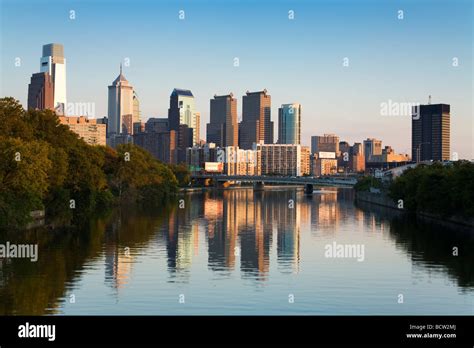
(389, 161), (474, 218)
(0, 97), (187, 227)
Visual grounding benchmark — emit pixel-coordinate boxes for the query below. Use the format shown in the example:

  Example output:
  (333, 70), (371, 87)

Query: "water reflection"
(0, 188), (472, 315)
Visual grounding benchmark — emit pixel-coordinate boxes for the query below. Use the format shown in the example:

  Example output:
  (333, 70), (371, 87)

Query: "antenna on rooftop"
(428, 95), (432, 104)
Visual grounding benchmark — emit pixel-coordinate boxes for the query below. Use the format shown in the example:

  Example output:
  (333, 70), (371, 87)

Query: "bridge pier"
(253, 181), (265, 191)
(304, 184), (313, 194)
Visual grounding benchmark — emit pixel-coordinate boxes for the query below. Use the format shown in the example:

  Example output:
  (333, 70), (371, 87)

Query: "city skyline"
(20, 40), (423, 162)
(1, 0), (472, 159)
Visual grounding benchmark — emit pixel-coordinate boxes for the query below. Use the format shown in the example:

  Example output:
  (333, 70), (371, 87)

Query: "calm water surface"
(0, 188), (473, 315)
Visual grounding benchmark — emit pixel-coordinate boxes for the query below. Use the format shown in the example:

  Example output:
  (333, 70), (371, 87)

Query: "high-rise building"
(363, 138), (383, 162)
(239, 89), (272, 149)
(107, 65), (134, 136)
(311, 134), (339, 154)
(412, 103), (450, 162)
(207, 93), (238, 147)
(278, 103), (301, 145)
(168, 88), (200, 145)
(40, 43), (67, 114)
(27, 72), (54, 110)
(256, 143), (310, 176)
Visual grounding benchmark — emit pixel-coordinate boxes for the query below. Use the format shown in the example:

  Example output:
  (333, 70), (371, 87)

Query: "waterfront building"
(311, 152), (337, 177)
(255, 143), (310, 176)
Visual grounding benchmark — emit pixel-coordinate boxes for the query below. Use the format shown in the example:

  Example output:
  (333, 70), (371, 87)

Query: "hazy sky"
(1, 0), (472, 158)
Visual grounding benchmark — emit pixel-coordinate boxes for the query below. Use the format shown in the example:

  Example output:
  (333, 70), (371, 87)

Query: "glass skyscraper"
(278, 103), (301, 145)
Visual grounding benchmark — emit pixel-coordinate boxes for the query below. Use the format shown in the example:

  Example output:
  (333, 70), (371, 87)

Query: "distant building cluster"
(25, 43), (452, 175)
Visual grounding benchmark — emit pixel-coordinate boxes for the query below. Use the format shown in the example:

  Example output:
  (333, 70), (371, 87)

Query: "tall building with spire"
(40, 43), (67, 114)
(107, 65), (134, 136)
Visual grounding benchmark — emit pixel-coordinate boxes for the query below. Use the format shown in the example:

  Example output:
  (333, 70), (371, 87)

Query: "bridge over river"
(191, 174), (358, 194)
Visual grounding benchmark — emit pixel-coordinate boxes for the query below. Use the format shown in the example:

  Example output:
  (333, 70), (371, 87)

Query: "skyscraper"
(168, 88), (200, 145)
(239, 89), (272, 149)
(107, 65), (134, 136)
(278, 103), (301, 144)
(207, 93), (238, 147)
(40, 43), (66, 113)
(412, 103), (450, 162)
(27, 72), (54, 110)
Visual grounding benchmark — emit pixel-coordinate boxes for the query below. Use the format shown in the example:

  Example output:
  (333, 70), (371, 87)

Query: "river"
(0, 187), (472, 315)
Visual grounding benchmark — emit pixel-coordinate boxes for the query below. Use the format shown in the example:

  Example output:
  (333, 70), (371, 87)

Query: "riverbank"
(355, 191), (474, 230)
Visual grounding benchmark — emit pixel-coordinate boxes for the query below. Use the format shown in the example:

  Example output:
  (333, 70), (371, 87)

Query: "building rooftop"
(171, 88), (194, 97)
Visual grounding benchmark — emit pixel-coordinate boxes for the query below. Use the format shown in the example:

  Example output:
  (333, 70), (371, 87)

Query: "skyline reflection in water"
(0, 187), (472, 315)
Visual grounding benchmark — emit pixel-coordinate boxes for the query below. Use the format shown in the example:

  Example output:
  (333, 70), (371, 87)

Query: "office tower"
(107, 65), (134, 136)
(27, 72), (54, 110)
(412, 103), (450, 162)
(239, 89), (272, 149)
(58, 116), (106, 146)
(311, 152), (338, 177)
(40, 43), (67, 113)
(363, 138), (383, 162)
(207, 93), (238, 147)
(132, 91), (141, 124)
(168, 88), (200, 145)
(311, 134), (340, 154)
(278, 103), (301, 145)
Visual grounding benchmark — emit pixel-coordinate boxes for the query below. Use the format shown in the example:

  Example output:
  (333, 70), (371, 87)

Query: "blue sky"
(1, 0), (472, 158)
